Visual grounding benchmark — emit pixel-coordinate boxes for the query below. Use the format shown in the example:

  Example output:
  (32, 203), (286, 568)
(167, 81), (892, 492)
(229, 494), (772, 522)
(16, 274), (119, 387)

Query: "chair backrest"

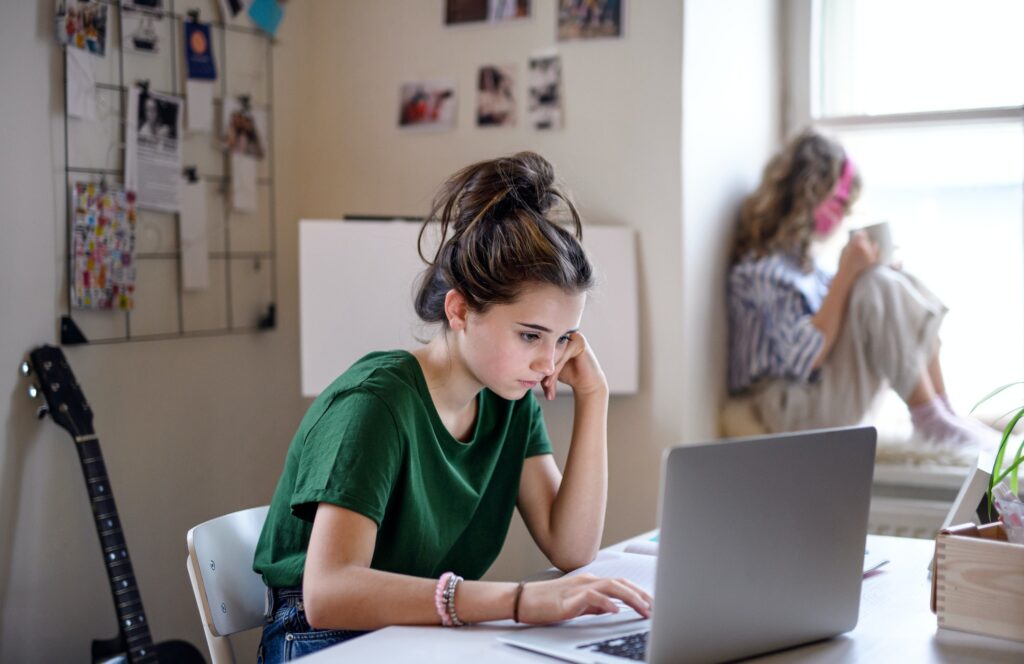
(186, 505), (270, 663)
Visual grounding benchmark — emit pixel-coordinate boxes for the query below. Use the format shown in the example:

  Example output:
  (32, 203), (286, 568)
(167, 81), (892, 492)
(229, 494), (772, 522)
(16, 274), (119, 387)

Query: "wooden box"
(931, 522), (1024, 642)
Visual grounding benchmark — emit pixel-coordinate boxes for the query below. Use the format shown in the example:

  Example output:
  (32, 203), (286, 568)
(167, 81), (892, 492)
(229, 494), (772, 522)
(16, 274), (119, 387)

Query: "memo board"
(299, 220), (640, 397)
(60, 0), (276, 344)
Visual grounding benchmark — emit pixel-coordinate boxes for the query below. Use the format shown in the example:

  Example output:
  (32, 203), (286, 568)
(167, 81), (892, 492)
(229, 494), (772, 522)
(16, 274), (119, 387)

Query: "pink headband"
(834, 158), (855, 201)
(812, 157), (856, 236)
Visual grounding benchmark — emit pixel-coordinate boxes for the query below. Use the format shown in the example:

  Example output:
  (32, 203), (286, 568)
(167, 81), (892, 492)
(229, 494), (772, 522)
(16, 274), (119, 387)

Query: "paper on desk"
(863, 551), (889, 576)
(564, 551), (657, 596)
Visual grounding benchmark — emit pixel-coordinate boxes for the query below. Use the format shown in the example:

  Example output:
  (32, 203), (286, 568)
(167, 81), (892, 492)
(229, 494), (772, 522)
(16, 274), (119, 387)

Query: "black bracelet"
(513, 581), (526, 623)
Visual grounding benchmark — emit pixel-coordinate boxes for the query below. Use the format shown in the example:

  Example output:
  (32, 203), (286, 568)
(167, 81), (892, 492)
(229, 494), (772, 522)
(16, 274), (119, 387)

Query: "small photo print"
(446, 0), (530, 25)
(477, 64), (516, 128)
(122, 9), (162, 55)
(557, 0), (623, 41)
(528, 54), (563, 130)
(224, 102), (265, 159)
(137, 91), (179, 144)
(55, 0), (108, 56)
(399, 80), (457, 130)
(121, 0), (164, 10)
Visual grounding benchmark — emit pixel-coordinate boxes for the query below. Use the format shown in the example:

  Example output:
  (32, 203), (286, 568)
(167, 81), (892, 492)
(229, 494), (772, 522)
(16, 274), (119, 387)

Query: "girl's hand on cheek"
(541, 332), (607, 400)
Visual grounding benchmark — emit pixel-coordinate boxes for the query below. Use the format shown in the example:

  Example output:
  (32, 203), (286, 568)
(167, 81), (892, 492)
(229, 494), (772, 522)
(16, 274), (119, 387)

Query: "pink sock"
(909, 396), (999, 448)
(937, 391), (955, 414)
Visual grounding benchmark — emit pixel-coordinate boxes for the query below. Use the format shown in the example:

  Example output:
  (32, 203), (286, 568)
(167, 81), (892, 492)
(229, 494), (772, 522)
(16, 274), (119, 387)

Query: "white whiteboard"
(299, 219), (638, 396)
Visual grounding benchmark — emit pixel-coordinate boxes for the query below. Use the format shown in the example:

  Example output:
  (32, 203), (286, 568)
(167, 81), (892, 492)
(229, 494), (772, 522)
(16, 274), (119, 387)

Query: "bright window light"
(818, 0), (1024, 116)
(814, 121), (1024, 413)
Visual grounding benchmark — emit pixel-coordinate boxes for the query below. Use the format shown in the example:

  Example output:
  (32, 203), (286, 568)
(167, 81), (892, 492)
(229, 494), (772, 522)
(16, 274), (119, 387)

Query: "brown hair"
(731, 127), (861, 270)
(415, 152), (593, 325)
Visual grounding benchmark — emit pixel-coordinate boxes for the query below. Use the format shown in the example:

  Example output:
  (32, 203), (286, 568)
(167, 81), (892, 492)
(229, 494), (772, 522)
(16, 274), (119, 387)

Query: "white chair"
(186, 505), (270, 664)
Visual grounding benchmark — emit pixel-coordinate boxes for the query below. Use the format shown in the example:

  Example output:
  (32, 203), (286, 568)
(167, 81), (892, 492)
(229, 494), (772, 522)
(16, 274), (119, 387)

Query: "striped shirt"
(727, 253), (831, 394)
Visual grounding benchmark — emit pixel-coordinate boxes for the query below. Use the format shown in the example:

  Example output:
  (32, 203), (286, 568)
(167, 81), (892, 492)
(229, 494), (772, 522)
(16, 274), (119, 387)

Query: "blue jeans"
(256, 586), (369, 663)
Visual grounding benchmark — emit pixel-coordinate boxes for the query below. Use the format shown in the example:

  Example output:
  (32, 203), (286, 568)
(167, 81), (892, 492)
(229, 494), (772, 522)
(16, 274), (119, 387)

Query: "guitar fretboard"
(76, 438), (157, 663)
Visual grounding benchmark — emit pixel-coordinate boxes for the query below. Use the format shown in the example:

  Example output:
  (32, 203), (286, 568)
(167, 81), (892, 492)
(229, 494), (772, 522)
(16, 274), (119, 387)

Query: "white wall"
(1, 0), (779, 659)
(292, 0), (687, 581)
(681, 0), (781, 442)
(0, 1), (315, 659)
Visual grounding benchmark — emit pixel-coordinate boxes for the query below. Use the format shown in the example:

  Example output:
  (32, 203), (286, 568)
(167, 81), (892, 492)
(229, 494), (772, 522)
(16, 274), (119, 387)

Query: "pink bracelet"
(434, 572), (454, 626)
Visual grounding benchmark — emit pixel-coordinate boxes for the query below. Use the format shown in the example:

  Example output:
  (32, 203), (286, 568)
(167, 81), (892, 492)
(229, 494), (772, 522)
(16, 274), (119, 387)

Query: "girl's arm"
(302, 502), (649, 630)
(517, 333), (609, 572)
(810, 231), (879, 368)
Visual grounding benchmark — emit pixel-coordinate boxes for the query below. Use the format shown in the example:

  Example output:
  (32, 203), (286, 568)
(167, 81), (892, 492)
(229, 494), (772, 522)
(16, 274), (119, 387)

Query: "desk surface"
(302, 534), (1024, 663)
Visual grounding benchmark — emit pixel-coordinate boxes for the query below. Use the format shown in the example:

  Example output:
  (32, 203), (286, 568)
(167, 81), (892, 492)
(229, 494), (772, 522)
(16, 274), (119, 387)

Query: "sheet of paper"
(231, 152), (258, 212)
(186, 80), (215, 132)
(565, 551), (657, 596)
(71, 182), (137, 310)
(126, 85), (183, 212)
(66, 48), (98, 120)
(622, 540), (659, 556)
(180, 178), (209, 290)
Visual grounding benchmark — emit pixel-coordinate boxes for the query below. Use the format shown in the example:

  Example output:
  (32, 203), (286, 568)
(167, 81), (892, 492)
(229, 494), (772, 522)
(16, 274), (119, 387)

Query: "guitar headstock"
(24, 345), (94, 438)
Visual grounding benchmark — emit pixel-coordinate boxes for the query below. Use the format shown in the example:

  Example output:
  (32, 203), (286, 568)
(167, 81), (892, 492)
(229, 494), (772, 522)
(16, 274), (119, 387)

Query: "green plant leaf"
(971, 381), (1024, 414)
(988, 407), (1024, 508)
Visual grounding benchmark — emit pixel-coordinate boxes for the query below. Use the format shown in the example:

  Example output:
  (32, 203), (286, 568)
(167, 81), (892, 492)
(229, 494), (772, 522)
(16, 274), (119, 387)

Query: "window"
(790, 0), (1024, 415)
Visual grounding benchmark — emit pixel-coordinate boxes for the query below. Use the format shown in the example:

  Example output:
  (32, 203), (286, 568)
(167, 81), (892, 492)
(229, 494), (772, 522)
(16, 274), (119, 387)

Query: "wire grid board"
(62, 0), (276, 344)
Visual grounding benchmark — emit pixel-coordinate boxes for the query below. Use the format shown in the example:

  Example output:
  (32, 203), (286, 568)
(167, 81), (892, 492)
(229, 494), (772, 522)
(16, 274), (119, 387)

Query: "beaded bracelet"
(434, 572), (454, 626)
(443, 573), (466, 626)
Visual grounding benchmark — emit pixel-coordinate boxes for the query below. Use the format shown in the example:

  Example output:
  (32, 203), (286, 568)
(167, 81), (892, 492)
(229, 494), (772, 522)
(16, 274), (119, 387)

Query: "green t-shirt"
(253, 350), (553, 588)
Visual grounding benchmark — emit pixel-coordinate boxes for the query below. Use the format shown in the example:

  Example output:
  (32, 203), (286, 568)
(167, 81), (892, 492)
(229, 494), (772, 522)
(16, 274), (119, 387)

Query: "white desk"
(302, 534), (1024, 663)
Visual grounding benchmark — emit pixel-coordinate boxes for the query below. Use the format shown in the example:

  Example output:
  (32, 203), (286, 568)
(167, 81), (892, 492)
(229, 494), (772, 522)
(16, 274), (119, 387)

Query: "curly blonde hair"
(731, 127), (861, 270)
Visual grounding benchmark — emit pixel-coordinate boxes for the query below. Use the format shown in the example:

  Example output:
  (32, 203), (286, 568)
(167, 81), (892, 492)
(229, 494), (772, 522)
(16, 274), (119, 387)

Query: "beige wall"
(0, 1), (315, 659)
(291, 0), (686, 582)
(1, 0), (778, 659)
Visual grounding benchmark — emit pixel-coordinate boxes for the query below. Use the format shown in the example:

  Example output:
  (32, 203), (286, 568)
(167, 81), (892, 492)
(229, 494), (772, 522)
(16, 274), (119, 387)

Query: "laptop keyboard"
(577, 630), (649, 661)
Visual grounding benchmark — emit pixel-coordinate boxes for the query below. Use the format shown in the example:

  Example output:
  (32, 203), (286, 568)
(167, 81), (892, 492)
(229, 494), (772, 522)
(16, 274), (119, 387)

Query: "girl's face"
(456, 282), (586, 401)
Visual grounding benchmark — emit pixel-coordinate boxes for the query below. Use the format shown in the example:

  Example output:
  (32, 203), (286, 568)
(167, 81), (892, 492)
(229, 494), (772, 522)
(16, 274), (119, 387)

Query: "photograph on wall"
(528, 53), (563, 130)
(222, 98), (266, 159)
(55, 0), (108, 56)
(71, 182), (137, 311)
(557, 0), (623, 41)
(121, 0), (164, 10)
(398, 80), (457, 130)
(218, 0), (251, 20)
(445, 0), (530, 25)
(126, 85), (183, 212)
(122, 8), (162, 54)
(477, 64), (516, 128)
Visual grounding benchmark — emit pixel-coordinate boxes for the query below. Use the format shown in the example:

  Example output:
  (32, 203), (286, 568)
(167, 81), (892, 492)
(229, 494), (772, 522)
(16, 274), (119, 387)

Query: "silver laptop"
(500, 426), (877, 664)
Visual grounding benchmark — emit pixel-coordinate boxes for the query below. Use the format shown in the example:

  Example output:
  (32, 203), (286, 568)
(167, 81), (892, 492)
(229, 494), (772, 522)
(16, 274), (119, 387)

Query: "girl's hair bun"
(414, 152), (593, 325)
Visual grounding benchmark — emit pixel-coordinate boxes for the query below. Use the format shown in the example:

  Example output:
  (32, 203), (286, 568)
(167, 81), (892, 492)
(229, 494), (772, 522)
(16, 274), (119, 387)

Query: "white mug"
(851, 221), (894, 265)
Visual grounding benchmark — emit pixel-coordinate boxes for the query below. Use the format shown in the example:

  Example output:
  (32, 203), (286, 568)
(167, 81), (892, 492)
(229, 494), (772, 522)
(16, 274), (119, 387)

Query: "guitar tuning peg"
(19, 361), (31, 376)
(28, 384), (39, 399)
(36, 405), (49, 420)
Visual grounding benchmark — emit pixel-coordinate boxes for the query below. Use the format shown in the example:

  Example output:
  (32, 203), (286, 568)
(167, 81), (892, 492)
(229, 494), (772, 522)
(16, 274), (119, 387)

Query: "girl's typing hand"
(837, 230), (880, 283)
(517, 574), (652, 624)
(542, 332), (607, 400)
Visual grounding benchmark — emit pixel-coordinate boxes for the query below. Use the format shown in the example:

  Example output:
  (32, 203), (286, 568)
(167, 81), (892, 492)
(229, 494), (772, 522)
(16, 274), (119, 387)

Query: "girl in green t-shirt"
(255, 152), (651, 662)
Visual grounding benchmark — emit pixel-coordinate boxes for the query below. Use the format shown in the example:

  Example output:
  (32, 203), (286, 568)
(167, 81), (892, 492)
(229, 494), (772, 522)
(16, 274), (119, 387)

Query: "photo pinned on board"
(224, 102), (265, 159)
(528, 53), (563, 130)
(55, 0), (108, 56)
(477, 64), (516, 128)
(137, 90), (179, 144)
(218, 0), (251, 20)
(445, 0), (530, 25)
(126, 85), (183, 212)
(399, 80), (457, 131)
(122, 8), (163, 55)
(557, 0), (624, 41)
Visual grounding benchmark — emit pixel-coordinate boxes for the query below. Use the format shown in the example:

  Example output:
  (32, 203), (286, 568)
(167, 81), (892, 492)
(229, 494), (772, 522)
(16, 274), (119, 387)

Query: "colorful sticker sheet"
(72, 182), (138, 310)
